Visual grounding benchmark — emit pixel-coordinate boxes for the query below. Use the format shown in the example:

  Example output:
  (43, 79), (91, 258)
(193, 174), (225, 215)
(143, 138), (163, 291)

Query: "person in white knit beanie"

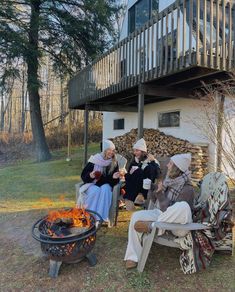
(171, 153), (191, 172)
(79, 139), (119, 222)
(102, 139), (116, 152)
(133, 138), (147, 152)
(124, 152), (195, 269)
(123, 138), (160, 211)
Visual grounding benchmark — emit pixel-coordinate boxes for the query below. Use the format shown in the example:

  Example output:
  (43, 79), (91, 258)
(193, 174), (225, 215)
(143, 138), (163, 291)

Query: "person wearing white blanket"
(124, 153), (195, 269)
(79, 140), (120, 221)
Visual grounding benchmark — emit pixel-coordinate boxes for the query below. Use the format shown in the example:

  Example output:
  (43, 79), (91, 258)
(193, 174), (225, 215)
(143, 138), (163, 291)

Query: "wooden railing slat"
(69, 0), (235, 104)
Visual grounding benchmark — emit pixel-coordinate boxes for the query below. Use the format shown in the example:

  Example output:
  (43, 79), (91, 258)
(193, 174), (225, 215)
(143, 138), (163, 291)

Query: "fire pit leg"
(86, 253), (97, 266)
(49, 260), (62, 278)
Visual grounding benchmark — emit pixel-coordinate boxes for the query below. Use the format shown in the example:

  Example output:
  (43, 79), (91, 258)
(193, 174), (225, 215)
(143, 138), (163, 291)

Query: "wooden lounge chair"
(137, 172), (233, 272)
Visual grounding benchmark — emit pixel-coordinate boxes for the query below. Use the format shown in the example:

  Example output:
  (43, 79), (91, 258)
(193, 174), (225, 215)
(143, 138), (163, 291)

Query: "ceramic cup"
(143, 178), (152, 190)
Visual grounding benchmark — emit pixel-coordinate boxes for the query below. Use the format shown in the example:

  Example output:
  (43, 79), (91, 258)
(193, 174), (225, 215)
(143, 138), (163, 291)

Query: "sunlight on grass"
(0, 200), (75, 214)
(0, 144), (99, 213)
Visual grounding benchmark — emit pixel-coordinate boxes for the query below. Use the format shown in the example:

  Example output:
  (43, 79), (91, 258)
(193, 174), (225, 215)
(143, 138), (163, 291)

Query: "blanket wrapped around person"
(176, 173), (233, 274)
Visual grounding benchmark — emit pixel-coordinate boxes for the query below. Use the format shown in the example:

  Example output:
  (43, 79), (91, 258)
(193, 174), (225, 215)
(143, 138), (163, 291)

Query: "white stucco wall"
(103, 98), (217, 172)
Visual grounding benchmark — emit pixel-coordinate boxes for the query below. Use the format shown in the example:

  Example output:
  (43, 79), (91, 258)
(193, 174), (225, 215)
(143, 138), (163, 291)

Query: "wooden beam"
(140, 84), (192, 98)
(216, 94), (225, 172)
(83, 104), (89, 167)
(138, 85), (144, 139)
(87, 104), (138, 112)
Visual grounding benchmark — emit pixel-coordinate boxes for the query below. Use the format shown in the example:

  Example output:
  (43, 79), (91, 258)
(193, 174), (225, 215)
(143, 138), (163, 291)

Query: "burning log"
(46, 208), (92, 238)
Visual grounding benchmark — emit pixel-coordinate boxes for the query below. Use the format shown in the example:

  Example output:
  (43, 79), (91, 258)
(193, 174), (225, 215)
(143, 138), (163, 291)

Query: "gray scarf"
(162, 170), (191, 202)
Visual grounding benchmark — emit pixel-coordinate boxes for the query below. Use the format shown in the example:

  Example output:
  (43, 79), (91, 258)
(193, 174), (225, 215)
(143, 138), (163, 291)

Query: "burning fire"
(47, 208), (92, 228)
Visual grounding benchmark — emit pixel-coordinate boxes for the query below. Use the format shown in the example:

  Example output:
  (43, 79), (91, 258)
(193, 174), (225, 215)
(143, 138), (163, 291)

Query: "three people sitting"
(123, 138), (161, 210)
(124, 153), (195, 269)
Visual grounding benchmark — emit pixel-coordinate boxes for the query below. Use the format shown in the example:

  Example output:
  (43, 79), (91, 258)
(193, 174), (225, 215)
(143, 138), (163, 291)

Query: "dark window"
(120, 59), (126, 78)
(158, 111), (180, 128)
(113, 118), (125, 130)
(128, 5), (135, 34)
(152, 0), (159, 17)
(128, 0), (159, 34)
(135, 0), (150, 30)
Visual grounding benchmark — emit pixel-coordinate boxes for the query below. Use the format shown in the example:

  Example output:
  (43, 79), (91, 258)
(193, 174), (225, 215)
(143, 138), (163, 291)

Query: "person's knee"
(93, 185), (101, 193)
(87, 185), (101, 197)
(131, 210), (147, 223)
(100, 184), (112, 192)
(174, 201), (191, 211)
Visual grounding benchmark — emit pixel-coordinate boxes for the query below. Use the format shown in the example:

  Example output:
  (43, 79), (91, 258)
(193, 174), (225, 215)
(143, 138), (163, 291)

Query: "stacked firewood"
(111, 128), (208, 181)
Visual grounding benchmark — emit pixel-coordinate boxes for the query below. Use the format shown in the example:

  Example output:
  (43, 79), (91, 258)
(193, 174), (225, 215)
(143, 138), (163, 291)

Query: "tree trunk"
(0, 95), (4, 131)
(21, 64), (26, 133)
(27, 0), (51, 161)
(8, 97), (12, 133)
(60, 76), (65, 125)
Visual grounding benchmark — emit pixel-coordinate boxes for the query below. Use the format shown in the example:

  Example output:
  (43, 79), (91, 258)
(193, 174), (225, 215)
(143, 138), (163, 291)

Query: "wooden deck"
(69, 0), (235, 110)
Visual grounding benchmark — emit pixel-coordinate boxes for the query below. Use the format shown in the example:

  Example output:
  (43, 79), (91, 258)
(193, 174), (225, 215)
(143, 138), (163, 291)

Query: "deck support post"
(216, 94), (225, 172)
(83, 103), (89, 166)
(138, 85), (144, 139)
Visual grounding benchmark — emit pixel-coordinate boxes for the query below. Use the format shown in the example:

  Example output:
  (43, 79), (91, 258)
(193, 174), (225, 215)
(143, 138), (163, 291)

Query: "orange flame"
(46, 208), (92, 228)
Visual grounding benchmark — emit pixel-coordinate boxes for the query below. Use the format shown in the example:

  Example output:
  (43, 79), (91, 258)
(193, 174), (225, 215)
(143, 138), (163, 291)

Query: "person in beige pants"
(124, 153), (195, 269)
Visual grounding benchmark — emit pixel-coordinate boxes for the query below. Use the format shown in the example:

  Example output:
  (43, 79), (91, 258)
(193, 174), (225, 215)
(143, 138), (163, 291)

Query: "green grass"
(0, 144), (234, 291)
(0, 143), (99, 213)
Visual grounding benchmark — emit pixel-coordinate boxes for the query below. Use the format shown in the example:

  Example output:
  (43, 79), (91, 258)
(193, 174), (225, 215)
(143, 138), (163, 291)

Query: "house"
(68, 0), (235, 178)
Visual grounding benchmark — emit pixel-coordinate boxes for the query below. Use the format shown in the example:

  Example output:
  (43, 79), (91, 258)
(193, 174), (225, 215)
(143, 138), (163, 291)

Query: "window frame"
(157, 110), (181, 128)
(113, 118), (125, 130)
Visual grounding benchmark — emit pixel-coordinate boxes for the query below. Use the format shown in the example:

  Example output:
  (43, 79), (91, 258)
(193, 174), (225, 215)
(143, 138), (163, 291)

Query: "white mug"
(143, 178), (152, 190)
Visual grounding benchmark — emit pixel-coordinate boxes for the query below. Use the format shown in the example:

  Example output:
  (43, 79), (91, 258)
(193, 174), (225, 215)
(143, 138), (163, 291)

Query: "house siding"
(103, 98), (217, 173)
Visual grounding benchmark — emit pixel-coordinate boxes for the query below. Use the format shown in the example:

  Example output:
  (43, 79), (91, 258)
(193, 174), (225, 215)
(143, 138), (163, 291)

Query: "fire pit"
(32, 208), (102, 278)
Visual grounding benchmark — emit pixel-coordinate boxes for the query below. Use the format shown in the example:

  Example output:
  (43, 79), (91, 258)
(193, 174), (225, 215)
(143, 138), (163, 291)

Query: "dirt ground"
(0, 209), (234, 292)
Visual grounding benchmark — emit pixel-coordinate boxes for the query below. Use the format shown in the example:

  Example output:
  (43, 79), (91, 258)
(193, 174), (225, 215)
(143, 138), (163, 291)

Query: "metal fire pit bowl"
(32, 209), (102, 278)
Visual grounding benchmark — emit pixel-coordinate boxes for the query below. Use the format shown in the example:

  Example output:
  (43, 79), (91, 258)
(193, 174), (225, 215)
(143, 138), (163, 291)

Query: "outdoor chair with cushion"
(75, 154), (127, 227)
(137, 172), (233, 274)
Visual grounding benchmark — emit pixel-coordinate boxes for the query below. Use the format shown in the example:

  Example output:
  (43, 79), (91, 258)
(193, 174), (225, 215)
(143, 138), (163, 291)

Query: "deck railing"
(69, 0), (235, 105)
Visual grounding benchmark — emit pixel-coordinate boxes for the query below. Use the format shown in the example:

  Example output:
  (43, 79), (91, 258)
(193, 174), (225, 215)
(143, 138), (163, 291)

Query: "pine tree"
(0, 0), (119, 161)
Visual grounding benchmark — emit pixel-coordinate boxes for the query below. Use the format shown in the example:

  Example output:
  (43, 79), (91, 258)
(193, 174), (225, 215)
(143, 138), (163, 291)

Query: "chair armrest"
(152, 222), (210, 231)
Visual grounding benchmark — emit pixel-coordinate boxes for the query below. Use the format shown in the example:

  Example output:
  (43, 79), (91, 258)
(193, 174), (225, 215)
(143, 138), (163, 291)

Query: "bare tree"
(191, 78), (235, 179)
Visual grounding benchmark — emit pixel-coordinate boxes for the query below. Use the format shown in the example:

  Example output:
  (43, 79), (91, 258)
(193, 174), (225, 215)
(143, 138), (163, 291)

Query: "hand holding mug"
(90, 171), (96, 179)
(156, 181), (163, 193)
(90, 170), (102, 180)
(94, 170), (102, 180)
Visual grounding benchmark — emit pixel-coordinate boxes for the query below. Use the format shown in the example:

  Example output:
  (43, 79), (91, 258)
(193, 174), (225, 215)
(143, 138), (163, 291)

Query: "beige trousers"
(124, 201), (192, 262)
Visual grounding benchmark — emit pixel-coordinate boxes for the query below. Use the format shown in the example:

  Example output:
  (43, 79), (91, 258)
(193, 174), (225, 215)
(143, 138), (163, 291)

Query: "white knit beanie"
(171, 153), (191, 172)
(133, 138), (147, 152)
(102, 140), (115, 151)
